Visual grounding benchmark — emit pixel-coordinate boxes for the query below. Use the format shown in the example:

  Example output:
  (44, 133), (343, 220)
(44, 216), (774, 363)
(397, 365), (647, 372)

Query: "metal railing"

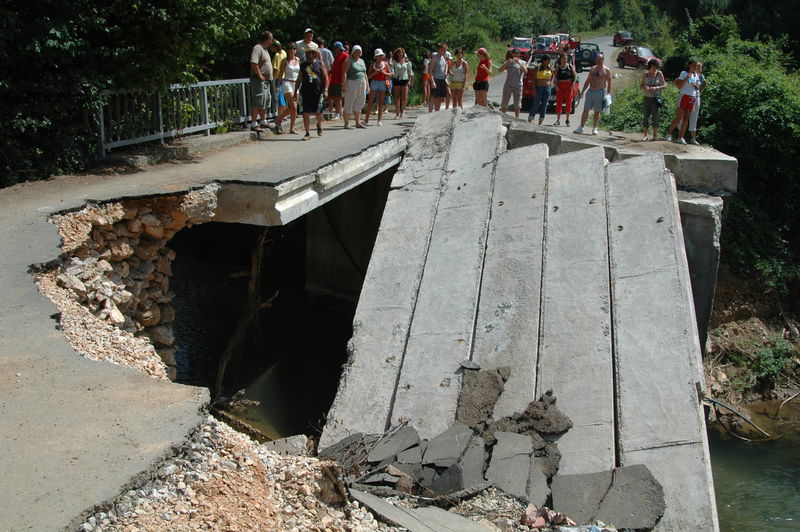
(98, 79), (277, 156)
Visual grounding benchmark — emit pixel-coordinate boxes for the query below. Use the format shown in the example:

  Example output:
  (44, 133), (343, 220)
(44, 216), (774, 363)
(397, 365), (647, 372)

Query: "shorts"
(281, 80), (296, 97)
(299, 91), (323, 114)
(679, 94), (696, 111)
(473, 80), (489, 91)
(250, 78), (272, 110)
(432, 78), (448, 98)
(370, 79), (389, 92)
(392, 78), (409, 87)
(422, 73), (431, 81)
(329, 84), (342, 97)
(450, 81), (465, 90)
(584, 88), (605, 112)
(500, 85), (521, 110)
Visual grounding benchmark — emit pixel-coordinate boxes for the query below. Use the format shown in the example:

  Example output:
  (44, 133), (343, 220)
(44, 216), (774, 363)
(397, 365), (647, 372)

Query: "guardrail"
(98, 78), (277, 156)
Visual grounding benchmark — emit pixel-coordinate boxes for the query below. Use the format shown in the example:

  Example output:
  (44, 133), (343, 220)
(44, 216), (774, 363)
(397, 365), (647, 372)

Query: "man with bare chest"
(574, 53), (611, 135)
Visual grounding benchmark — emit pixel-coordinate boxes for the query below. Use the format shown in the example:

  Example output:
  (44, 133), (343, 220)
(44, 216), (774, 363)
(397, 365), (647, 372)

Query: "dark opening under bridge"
(321, 109), (719, 530)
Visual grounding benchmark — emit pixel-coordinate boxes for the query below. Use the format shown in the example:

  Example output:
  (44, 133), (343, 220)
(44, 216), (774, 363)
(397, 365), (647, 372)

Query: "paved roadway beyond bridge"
(322, 109), (719, 530)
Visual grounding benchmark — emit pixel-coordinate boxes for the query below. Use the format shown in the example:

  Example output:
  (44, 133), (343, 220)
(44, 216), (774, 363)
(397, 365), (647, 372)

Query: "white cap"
(374, 48), (385, 57)
(352, 45), (362, 53)
(304, 28), (314, 34)
(445, 51), (452, 59)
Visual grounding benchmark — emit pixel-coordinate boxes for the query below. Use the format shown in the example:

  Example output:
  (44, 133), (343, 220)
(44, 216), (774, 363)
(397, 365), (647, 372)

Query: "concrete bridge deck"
(322, 109), (719, 530)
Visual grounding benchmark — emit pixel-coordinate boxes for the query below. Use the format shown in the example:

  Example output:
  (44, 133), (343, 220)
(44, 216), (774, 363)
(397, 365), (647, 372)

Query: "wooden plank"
(536, 146), (616, 475)
(606, 154), (718, 530)
(321, 111), (457, 448)
(389, 112), (504, 439)
(472, 144), (548, 419)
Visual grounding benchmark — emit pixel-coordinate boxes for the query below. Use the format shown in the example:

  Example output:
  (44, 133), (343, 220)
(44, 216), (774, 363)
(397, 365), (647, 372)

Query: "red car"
(521, 51), (580, 114)
(616, 46), (661, 69)
(613, 31), (634, 47)
(509, 37), (534, 61)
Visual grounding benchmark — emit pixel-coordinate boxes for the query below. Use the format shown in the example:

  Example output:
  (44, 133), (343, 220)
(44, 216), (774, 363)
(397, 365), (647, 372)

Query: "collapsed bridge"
(322, 109), (719, 530)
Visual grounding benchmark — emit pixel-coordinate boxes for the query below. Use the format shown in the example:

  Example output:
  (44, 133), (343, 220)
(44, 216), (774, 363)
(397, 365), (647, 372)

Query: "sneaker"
(592, 127), (599, 135)
(377, 121), (383, 126)
(642, 136), (649, 141)
(665, 134), (672, 142)
(689, 138), (700, 145)
(259, 120), (269, 128)
(356, 123), (366, 129)
(573, 126), (583, 134)
(678, 138), (687, 145)
(250, 121), (260, 131)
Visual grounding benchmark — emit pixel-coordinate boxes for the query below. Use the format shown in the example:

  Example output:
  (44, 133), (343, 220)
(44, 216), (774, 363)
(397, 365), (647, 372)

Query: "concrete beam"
(536, 147), (616, 475)
(606, 154), (718, 530)
(663, 149), (737, 195)
(321, 111), (457, 448)
(471, 144), (548, 419)
(390, 112), (505, 439)
(678, 191), (723, 351)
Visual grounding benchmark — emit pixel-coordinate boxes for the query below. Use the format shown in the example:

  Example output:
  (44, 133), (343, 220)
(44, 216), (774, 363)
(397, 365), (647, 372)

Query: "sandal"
(303, 132), (310, 140)
(317, 124), (323, 136)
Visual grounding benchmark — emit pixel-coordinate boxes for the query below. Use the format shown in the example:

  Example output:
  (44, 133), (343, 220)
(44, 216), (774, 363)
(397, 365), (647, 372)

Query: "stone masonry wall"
(51, 186), (217, 380)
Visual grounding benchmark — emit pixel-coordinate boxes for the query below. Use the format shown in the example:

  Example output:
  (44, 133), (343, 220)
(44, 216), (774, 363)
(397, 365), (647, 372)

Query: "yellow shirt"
(535, 67), (553, 80)
(273, 50), (287, 80)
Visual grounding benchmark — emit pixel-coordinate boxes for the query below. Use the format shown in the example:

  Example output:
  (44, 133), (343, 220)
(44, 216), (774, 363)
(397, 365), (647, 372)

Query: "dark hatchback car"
(613, 31), (634, 46)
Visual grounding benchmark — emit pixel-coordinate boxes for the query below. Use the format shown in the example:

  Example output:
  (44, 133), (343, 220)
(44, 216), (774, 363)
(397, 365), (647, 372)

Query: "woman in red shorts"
(666, 59), (701, 145)
(553, 53), (576, 126)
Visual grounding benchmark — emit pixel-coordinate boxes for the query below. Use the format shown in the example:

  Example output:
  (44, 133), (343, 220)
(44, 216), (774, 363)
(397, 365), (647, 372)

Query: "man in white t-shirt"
(295, 28), (316, 63)
(666, 59), (702, 144)
(250, 31), (274, 131)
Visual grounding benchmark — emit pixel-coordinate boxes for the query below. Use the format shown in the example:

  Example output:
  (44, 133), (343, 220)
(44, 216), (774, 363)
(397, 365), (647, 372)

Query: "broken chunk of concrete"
(261, 434), (308, 457)
(363, 472), (401, 485)
(368, 425), (421, 463)
(460, 359), (481, 370)
(458, 436), (487, 489)
(430, 464), (464, 495)
(485, 432), (533, 499)
(456, 368), (510, 431)
(397, 442), (426, 464)
(527, 458), (550, 508)
(390, 463), (424, 482)
(521, 395), (572, 434)
(551, 464), (664, 529)
(423, 424), (474, 467)
(350, 489), (492, 532)
(318, 432), (381, 477)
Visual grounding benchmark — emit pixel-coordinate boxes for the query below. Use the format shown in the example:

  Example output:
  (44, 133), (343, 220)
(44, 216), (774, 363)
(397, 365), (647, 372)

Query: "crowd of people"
(249, 30), (706, 144)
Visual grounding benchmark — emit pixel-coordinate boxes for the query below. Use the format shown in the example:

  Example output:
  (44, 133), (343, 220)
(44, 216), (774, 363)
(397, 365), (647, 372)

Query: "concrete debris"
(551, 464), (665, 530)
(460, 359), (482, 370)
(485, 432), (533, 499)
(262, 434), (309, 457)
(423, 424), (474, 468)
(350, 489), (492, 532)
(368, 425), (421, 463)
(456, 367), (511, 431)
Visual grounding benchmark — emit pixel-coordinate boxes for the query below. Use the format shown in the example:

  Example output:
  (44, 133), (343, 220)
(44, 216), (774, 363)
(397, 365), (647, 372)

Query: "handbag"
(656, 95), (664, 107)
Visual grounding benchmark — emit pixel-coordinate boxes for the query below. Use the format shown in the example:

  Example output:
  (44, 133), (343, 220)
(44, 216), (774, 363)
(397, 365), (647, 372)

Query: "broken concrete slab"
(349, 489), (492, 531)
(430, 464), (464, 495)
(471, 144), (548, 420)
(485, 432), (533, 499)
(368, 425), (421, 463)
(390, 462), (424, 482)
(423, 424), (474, 468)
(390, 112), (505, 438)
(364, 472), (401, 485)
(261, 434), (308, 457)
(551, 465), (664, 529)
(536, 147), (615, 475)
(397, 441), (427, 464)
(317, 433), (381, 478)
(459, 436), (487, 490)
(551, 469), (614, 525)
(527, 459), (550, 509)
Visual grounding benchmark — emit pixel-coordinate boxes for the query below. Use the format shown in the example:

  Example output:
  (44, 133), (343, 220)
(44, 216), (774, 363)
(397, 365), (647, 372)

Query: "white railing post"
(200, 85), (210, 135)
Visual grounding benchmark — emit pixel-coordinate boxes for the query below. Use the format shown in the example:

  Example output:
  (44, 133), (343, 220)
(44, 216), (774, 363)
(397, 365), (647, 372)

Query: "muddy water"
(709, 400), (800, 531)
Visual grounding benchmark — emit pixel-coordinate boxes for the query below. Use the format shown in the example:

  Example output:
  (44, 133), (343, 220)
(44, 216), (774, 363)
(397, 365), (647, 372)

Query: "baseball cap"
(304, 28), (314, 34)
(476, 47), (487, 55)
(333, 41), (345, 50)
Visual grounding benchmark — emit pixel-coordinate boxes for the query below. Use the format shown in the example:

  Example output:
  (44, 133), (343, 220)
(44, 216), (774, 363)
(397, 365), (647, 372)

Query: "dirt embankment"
(704, 265), (799, 409)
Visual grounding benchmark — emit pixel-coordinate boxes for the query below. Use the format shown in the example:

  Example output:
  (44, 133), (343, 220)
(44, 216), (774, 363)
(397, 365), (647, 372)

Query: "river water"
(709, 400), (800, 531)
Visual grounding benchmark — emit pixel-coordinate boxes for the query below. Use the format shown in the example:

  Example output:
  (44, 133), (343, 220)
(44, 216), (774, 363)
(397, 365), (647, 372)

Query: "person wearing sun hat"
(365, 48), (391, 126)
(341, 45), (368, 128)
(295, 27), (316, 62)
(294, 41), (328, 139)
